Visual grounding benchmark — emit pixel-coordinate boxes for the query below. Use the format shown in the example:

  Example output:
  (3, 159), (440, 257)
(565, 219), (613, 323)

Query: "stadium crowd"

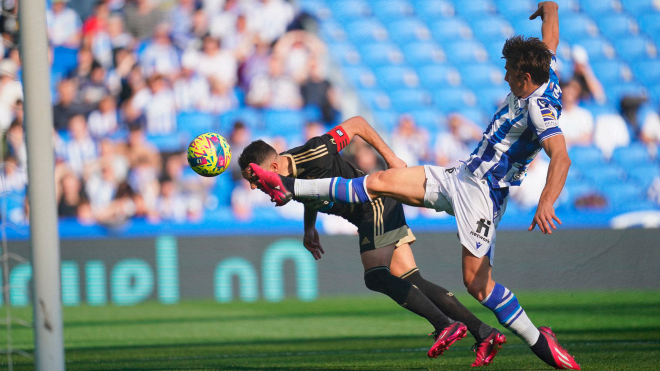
(0, 0), (659, 230)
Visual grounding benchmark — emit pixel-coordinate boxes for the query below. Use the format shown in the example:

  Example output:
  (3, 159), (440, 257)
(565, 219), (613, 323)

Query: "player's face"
(504, 63), (526, 97)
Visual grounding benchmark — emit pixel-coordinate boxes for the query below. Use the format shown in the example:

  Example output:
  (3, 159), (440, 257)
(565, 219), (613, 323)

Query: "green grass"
(1, 291), (659, 370)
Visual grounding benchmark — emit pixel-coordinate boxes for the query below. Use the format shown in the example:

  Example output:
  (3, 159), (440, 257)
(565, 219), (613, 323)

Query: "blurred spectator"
(390, 115), (429, 166)
(77, 197), (96, 225)
(70, 48), (97, 83)
(0, 59), (22, 131)
(169, 0), (198, 49)
(123, 0), (165, 40)
(79, 63), (111, 105)
(120, 126), (161, 170)
(209, 0), (241, 42)
(3, 120), (26, 169)
(53, 79), (92, 131)
(247, 56), (302, 109)
(509, 157), (549, 210)
(107, 13), (134, 50)
(88, 96), (119, 138)
(303, 121), (325, 141)
(0, 156), (26, 194)
(82, 0), (114, 68)
(649, 177), (660, 207)
(641, 108), (660, 147)
(354, 145), (385, 174)
(140, 24), (181, 79)
(64, 114), (98, 176)
(247, 0), (294, 44)
(229, 121), (251, 180)
(571, 45), (605, 103)
(222, 14), (255, 62)
(130, 74), (177, 134)
(86, 162), (117, 214)
(275, 30), (325, 83)
(574, 192), (608, 211)
(58, 172), (83, 217)
(240, 40), (270, 89)
(192, 34), (238, 89)
(434, 114), (482, 167)
(173, 52), (210, 111)
(594, 113), (630, 159)
(620, 95), (648, 139)
(86, 139), (130, 183)
(205, 77), (239, 114)
(46, 0), (82, 48)
(558, 79), (594, 147)
(231, 179), (271, 221)
(301, 61), (338, 124)
(155, 176), (201, 222)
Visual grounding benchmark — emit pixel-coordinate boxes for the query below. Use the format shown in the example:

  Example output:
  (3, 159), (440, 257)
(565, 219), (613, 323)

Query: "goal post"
(18, 0), (65, 369)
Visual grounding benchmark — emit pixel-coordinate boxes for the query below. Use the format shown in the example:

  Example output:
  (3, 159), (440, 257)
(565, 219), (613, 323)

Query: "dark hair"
(238, 140), (278, 170)
(502, 35), (552, 85)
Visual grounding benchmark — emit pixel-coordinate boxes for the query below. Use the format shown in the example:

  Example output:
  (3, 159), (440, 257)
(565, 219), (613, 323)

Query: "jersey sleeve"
(528, 97), (563, 143)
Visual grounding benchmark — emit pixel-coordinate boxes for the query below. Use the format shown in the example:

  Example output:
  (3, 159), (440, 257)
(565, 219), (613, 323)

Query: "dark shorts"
(357, 197), (416, 253)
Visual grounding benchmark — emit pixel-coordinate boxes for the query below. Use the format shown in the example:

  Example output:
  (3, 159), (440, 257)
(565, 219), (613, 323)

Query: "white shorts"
(423, 164), (507, 265)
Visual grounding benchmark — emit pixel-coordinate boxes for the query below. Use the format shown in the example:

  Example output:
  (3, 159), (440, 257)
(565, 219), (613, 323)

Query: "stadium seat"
(627, 164), (660, 188)
(416, 64), (462, 89)
(358, 42), (405, 66)
(605, 83), (647, 105)
(401, 41), (447, 65)
(327, 42), (362, 66)
(620, 0), (660, 16)
(453, 0), (496, 16)
(484, 41), (507, 67)
(612, 36), (659, 63)
(408, 109), (446, 131)
(580, 0), (624, 17)
(371, 0), (414, 20)
(493, 0), (536, 17)
(582, 164), (627, 185)
(551, 0), (580, 14)
(374, 66), (420, 89)
(572, 37), (617, 60)
(429, 18), (473, 41)
(559, 13), (599, 40)
(373, 110), (400, 130)
(563, 181), (597, 205)
(612, 143), (653, 166)
(633, 59), (660, 85)
(568, 146), (606, 166)
(590, 60), (634, 85)
(470, 16), (515, 44)
(453, 108), (489, 128)
(342, 65), (377, 89)
(386, 18), (432, 44)
(389, 88), (433, 112)
(263, 110), (307, 136)
(219, 108), (262, 131)
(602, 182), (645, 210)
(177, 112), (216, 137)
(459, 63), (506, 91)
(433, 87), (478, 112)
(345, 19), (389, 44)
(52, 47), (79, 76)
(147, 133), (188, 152)
(319, 21), (347, 43)
(507, 17), (543, 39)
(298, 0), (329, 18)
(650, 84), (660, 107)
(443, 40), (489, 64)
(358, 88), (392, 110)
(580, 102), (618, 117)
(475, 86), (510, 113)
(595, 14), (639, 40)
(327, 0), (371, 19)
(412, 0), (455, 21)
(638, 13), (660, 42)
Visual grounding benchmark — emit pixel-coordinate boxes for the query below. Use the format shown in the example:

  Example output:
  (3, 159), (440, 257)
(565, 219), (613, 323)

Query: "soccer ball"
(187, 133), (232, 177)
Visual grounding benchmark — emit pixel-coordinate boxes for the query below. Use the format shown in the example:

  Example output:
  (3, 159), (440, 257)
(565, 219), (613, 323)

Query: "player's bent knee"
(464, 278), (489, 301)
(364, 266), (388, 293)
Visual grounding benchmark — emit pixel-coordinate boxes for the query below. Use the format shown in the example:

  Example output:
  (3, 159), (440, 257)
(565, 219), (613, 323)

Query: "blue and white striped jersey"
(466, 56), (563, 189)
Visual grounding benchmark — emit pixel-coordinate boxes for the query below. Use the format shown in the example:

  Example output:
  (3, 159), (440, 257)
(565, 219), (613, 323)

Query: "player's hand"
(529, 1), (558, 20)
(528, 201), (562, 234)
(387, 157), (408, 169)
(303, 227), (325, 260)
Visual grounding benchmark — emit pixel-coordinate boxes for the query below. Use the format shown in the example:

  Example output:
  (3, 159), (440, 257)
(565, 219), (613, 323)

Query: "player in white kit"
(248, 2), (581, 369)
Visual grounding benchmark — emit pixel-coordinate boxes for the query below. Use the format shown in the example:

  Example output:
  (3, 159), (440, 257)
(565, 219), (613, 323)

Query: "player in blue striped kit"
(248, 2), (581, 369)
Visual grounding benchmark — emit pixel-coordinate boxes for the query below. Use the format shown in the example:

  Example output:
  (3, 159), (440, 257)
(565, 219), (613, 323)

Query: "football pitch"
(2, 291), (659, 370)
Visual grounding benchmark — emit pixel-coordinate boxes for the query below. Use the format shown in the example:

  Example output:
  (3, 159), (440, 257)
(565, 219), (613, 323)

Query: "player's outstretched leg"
(249, 163), (428, 208)
(463, 250), (580, 370)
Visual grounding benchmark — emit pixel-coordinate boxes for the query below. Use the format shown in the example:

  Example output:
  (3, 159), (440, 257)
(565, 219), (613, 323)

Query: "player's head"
(502, 35), (553, 97)
(238, 139), (280, 189)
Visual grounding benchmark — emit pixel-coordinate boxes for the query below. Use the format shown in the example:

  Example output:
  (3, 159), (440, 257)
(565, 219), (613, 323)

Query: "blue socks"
(481, 283), (540, 346)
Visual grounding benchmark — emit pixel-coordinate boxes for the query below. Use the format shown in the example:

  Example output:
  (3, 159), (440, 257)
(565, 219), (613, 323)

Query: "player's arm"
(530, 1), (559, 54)
(303, 207), (324, 260)
(529, 135), (571, 234)
(337, 116), (407, 168)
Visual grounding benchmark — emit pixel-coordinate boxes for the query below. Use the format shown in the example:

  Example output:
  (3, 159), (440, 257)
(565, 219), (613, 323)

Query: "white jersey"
(466, 56), (563, 189)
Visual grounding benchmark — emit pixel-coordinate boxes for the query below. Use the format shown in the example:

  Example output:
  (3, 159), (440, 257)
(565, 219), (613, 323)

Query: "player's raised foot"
(470, 329), (506, 367)
(531, 326), (581, 370)
(427, 322), (468, 358)
(248, 163), (293, 206)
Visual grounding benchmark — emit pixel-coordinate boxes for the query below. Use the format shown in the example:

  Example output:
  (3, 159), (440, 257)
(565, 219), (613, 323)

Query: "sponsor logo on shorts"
(476, 242), (482, 249)
(361, 237), (370, 245)
(470, 218), (492, 244)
